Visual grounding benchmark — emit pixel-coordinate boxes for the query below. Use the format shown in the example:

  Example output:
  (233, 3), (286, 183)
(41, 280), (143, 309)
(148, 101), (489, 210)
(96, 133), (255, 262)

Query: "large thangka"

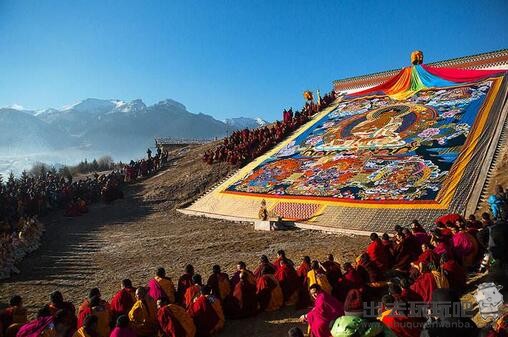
(223, 65), (506, 209)
(183, 56), (508, 229)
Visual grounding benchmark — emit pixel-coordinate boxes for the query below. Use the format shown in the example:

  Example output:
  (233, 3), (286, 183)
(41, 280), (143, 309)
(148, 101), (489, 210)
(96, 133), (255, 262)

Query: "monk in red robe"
(0, 295), (28, 337)
(184, 275), (203, 309)
(366, 233), (390, 271)
(410, 266), (438, 303)
(110, 279), (136, 320)
(177, 265), (195, 304)
(224, 272), (258, 318)
(321, 254), (342, 294)
(253, 255), (275, 279)
(230, 261), (256, 289)
(440, 254), (466, 289)
(379, 295), (421, 337)
(272, 250), (294, 272)
(206, 265), (231, 302)
(48, 291), (77, 337)
(157, 297), (196, 337)
(187, 286), (220, 337)
(78, 288), (110, 329)
(336, 262), (365, 301)
(274, 258), (299, 305)
(296, 256), (312, 308)
(256, 266), (284, 312)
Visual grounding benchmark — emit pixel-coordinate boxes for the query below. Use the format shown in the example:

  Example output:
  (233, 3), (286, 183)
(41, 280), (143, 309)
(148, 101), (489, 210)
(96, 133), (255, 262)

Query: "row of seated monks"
(1, 212), (506, 337)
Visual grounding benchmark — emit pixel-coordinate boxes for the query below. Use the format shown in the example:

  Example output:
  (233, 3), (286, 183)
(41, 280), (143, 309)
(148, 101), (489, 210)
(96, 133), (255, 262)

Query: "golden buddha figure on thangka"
(317, 103), (437, 152)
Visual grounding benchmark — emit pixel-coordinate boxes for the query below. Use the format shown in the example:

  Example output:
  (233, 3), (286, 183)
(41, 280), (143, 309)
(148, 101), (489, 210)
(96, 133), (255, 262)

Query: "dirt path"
(0, 145), (369, 337)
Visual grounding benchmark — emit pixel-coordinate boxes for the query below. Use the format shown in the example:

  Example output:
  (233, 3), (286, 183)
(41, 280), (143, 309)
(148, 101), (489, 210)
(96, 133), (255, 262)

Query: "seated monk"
(440, 254), (466, 290)
(187, 286), (221, 337)
(80, 296), (110, 337)
(128, 287), (158, 337)
(157, 297), (196, 337)
(411, 243), (439, 269)
(256, 266), (284, 312)
(17, 307), (68, 337)
(321, 254), (342, 292)
(206, 265), (231, 302)
(148, 267), (176, 304)
(356, 253), (383, 285)
(307, 260), (332, 295)
(392, 232), (413, 272)
(110, 315), (136, 337)
(366, 233), (390, 272)
(110, 279), (136, 321)
(296, 256), (312, 308)
(201, 286), (224, 334)
(72, 315), (98, 337)
(184, 275), (203, 309)
(336, 262), (365, 301)
(177, 265), (195, 305)
(224, 272), (258, 318)
(272, 250), (294, 272)
(0, 295), (28, 337)
(230, 261), (256, 289)
(410, 265), (438, 303)
(274, 258), (299, 306)
(451, 225), (477, 267)
(299, 284), (344, 337)
(78, 288), (110, 328)
(253, 255), (276, 280)
(48, 291), (77, 337)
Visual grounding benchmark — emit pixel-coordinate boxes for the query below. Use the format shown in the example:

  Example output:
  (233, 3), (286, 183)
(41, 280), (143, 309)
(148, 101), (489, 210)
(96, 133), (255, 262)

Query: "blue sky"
(0, 0), (507, 121)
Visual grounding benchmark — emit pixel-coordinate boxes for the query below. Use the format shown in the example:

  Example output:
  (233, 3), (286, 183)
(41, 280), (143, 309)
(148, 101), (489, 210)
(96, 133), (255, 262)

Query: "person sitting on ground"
(177, 265), (195, 304)
(299, 284), (344, 337)
(48, 291), (77, 337)
(72, 315), (98, 337)
(253, 255), (275, 279)
(148, 267), (176, 304)
(337, 262), (365, 301)
(128, 287), (157, 337)
(256, 266), (284, 312)
(110, 279), (136, 320)
(230, 261), (256, 288)
(366, 233), (390, 272)
(0, 295), (27, 335)
(77, 288), (109, 328)
(321, 254), (342, 293)
(409, 264), (438, 303)
(82, 296), (110, 337)
(275, 258), (300, 306)
(109, 315), (136, 337)
(356, 253), (383, 285)
(184, 275), (203, 309)
(156, 297), (196, 337)
(224, 271), (258, 319)
(206, 265), (231, 302)
(273, 250), (294, 271)
(307, 260), (333, 295)
(187, 286), (220, 337)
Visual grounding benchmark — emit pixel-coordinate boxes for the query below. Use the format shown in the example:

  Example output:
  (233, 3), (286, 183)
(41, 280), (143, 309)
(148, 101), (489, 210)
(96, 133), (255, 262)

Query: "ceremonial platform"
(180, 50), (508, 234)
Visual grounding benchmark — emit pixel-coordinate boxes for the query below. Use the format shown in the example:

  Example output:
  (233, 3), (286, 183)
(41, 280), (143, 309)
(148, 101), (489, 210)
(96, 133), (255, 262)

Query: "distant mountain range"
(0, 98), (267, 174)
(0, 98), (267, 173)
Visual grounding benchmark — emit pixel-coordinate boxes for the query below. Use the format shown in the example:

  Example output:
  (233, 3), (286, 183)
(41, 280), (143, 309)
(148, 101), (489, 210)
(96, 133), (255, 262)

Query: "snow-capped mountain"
(225, 117), (268, 130)
(0, 98), (268, 174)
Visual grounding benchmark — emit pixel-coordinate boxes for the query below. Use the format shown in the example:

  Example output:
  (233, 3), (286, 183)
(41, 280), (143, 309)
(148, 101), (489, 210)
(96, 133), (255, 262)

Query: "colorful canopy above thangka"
(183, 55), (508, 233)
(350, 64), (504, 100)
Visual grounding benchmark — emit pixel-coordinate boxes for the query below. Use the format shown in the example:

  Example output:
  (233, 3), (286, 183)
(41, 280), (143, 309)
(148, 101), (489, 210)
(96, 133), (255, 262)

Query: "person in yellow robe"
(307, 261), (332, 295)
(128, 287), (157, 337)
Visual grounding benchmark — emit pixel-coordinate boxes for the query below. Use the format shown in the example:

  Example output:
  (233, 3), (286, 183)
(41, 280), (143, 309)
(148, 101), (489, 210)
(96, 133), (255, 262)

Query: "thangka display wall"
(183, 64), (507, 233)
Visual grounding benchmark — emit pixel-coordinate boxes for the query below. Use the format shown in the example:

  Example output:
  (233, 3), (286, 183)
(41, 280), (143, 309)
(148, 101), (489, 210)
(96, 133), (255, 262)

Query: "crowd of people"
(0, 147), (170, 280)
(202, 91), (336, 166)
(2, 199), (508, 337)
